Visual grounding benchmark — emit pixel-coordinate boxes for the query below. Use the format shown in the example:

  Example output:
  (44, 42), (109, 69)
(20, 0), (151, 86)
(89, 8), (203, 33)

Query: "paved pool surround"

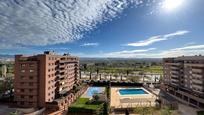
(111, 87), (156, 109)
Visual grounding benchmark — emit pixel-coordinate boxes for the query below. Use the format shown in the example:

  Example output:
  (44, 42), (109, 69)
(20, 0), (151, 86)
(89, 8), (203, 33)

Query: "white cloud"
(79, 45), (204, 58)
(172, 45), (204, 51)
(80, 43), (99, 47)
(103, 48), (156, 58)
(140, 44), (204, 58)
(126, 30), (189, 47)
(0, 0), (145, 49)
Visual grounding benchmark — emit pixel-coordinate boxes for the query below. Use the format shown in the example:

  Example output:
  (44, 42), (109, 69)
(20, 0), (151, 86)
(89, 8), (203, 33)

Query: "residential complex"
(14, 51), (79, 109)
(162, 56), (204, 109)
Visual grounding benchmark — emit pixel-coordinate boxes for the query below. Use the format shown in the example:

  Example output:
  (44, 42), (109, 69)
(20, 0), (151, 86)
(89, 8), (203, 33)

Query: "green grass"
(69, 98), (104, 112)
(86, 65), (163, 74)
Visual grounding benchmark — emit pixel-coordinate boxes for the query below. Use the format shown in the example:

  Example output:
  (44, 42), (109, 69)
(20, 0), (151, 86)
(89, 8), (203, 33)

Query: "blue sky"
(0, 0), (204, 58)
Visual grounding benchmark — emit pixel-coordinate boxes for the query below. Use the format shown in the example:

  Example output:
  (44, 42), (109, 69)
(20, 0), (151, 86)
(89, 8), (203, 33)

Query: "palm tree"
(126, 70), (130, 76)
(89, 71), (92, 80)
(96, 68), (99, 75)
(99, 74), (102, 80)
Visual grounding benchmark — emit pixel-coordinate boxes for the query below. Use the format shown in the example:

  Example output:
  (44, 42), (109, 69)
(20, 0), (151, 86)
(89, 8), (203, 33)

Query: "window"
(20, 82), (25, 85)
(20, 89), (24, 92)
(21, 70), (25, 73)
(29, 96), (33, 99)
(29, 76), (33, 80)
(29, 64), (34, 67)
(29, 83), (33, 86)
(21, 76), (25, 79)
(29, 89), (33, 92)
(21, 95), (24, 98)
(29, 69), (34, 72)
(21, 64), (26, 67)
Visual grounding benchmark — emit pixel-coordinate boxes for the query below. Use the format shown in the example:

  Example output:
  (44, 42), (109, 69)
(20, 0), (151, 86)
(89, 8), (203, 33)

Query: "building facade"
(14, 51), (79, 108)
(162, 56), (204, 108)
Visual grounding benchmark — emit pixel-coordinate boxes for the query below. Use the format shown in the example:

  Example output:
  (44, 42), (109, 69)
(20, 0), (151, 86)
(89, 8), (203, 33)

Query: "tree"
(160, 106), (172, 115)
(93, 94), (100, 102)
(134, 107), (155, 115)
(96, 68), (99, 75)
(89, 71), (92, 80)
(126, 70), (130, 76)
(9, 111), (18, 115)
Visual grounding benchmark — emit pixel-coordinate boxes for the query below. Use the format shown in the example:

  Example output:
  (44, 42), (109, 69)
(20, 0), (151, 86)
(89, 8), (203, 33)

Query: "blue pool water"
(85, 87), (104, 98)
(119, 89), (148, 95)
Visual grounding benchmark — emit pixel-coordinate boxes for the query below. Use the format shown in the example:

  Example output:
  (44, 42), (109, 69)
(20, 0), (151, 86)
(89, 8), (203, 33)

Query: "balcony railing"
(192, 68), (203, 73)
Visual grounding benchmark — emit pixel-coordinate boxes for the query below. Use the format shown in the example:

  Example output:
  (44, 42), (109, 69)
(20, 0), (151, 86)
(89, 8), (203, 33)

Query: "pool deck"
(110, 87), (157, 109)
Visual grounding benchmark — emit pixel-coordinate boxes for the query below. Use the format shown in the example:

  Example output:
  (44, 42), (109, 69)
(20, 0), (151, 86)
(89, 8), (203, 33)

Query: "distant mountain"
(80, 57), (162, 62)
(0, 54), (14, 58)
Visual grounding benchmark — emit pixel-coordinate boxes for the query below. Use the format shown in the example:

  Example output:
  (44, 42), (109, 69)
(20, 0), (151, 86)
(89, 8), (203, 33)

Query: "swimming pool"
(119, 88), (148, 95)
(82, 87), (105, 98)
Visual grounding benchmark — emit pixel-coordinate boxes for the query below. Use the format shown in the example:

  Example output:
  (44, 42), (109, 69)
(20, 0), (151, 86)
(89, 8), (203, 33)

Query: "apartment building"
(162, 56), (204, 108)
(14, 51), (79, 108)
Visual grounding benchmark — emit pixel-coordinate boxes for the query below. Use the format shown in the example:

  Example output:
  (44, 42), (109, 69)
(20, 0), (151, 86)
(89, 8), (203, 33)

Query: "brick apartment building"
(14, 51), (80, 109)
(162, 56), (204, 108)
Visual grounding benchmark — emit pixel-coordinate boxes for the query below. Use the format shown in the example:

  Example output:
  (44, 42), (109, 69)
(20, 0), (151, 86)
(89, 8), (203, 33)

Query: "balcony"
(171, 74), (179, 79)
(171, 70), (180, 75)
(192, 84), (203, 90)
(192, 79), (203, 85)
(171, 66), (180, 70)
(185, 63), (204, 67)
(192, 68), (203, 73)
(192, 73), (203, 79)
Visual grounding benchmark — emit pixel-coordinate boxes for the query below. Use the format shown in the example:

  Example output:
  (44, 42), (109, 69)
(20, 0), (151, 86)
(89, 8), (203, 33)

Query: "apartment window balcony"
(171, 78), (179, 83)
(192, 68), (203, 73)
(185, 63), (204, 67)
(192, 88), (204, 94)
(192, 84), (203, 90)
(171, 70), (180, 75)
(171, 74), (179, 79)
(192, 79), (203, 85)
(192, 73), (203, 79)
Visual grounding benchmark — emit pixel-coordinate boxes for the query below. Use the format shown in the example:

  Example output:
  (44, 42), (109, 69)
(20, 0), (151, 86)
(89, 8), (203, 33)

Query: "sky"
(0, 0), (204, 58)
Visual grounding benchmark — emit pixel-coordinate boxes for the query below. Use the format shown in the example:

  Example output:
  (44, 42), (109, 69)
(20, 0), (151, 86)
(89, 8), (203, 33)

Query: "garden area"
(68, 98), (105, 115)
(133, 106), (181, 115)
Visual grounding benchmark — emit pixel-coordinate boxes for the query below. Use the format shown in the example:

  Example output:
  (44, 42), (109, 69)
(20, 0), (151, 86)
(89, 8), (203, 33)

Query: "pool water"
(85, 87), (104, 97)
(119, 89), (148, 95)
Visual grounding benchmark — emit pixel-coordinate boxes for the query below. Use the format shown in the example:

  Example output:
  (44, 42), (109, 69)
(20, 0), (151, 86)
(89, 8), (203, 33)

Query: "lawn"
(88, 65), (163, 74)
(69, 98), (104, 113)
